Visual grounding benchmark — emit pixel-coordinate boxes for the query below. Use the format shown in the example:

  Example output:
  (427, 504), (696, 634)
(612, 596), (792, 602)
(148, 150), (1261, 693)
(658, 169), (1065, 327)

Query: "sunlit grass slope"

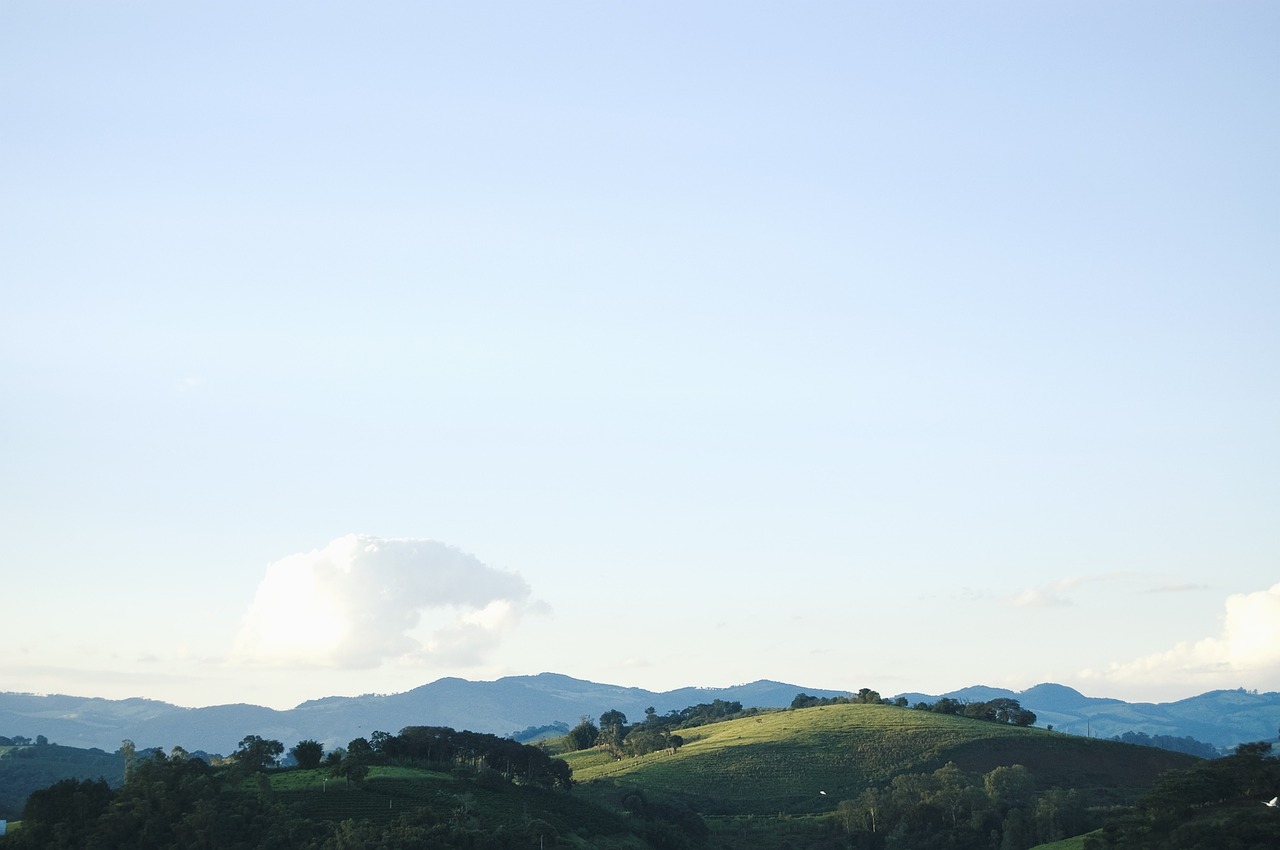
(563, 704), (1196, 816)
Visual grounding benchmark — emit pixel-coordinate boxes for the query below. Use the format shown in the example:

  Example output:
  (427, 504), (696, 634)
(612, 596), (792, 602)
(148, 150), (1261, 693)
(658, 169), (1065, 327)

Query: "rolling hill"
(1, 673), (1275, 756)
(3, 700), (1208, 849)
(563, 702), (1197, 817)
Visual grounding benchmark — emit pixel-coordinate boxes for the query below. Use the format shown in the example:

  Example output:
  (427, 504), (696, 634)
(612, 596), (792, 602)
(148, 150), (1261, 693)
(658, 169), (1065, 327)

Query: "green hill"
(565, 703), (1196, 817)
(0, 743), (124, 820)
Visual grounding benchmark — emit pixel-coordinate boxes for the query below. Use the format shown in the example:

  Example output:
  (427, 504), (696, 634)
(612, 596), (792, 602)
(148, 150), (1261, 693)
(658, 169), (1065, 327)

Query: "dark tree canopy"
(289, 738), (324, 770)
(565, 717), (600, 751)
(234, 734), (284, 772)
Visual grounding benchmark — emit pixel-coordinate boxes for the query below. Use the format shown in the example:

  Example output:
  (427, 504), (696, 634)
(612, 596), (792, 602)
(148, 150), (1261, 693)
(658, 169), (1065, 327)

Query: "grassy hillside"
(564, 704), (1198, 816)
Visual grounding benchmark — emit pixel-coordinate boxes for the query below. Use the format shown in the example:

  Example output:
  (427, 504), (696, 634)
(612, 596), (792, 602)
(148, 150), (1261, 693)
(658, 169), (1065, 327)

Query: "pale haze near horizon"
(2, 2), (1277, 712)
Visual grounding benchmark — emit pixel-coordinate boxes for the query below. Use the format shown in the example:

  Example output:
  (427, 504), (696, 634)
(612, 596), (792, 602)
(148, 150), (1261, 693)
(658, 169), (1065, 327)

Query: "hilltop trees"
(582, 700), (747, 760)
(289, 739), (324, 770)
(233, 734), (284, 773)
(907, 696), (1037, 727)
(790, 690), (1038, 728)
(378, 726), (572, 789)
(964, 697), (1037, 727)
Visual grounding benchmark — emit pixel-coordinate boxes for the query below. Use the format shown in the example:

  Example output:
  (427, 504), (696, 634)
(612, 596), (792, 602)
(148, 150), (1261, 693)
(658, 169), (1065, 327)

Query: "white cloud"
(1006, 576), (1094, 608)
(233, 534), (531, 669)
(1082, 582), (1280, 693)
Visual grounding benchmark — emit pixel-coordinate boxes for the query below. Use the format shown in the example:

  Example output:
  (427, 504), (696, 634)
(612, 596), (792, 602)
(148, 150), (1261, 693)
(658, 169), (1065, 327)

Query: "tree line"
(791, 690), (1038, 727)
(1084, 741), (1280, 849)
(833, 761), (1094, 850)
(10, 724), (574, 849)
(560, 698), (757, 758)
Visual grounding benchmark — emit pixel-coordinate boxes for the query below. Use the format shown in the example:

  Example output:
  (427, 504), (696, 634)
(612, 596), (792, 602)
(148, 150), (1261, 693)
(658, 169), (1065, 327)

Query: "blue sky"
(2, 1), (1277, 711)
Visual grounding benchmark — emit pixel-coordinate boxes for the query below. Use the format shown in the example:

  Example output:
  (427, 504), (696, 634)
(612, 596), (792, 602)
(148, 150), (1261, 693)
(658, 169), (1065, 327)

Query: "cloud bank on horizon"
(1083, 582), (1280, 696)
(233, 535), (532, 669)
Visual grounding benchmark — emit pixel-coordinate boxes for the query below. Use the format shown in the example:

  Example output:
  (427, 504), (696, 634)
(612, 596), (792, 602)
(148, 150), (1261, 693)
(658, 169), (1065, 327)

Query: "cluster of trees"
(12, 749), (325, 849)
(11, 724), (576, 849)
(834, 761), (1095, 850)
(907, 697), (1037, 727)
(1084, 741), (1280, 849)
(373, 726), (571, 790)
(1108, 730), (1222, 759)
(0, 735), (49, 747)
(791, 690), (1038, 728)
(222, 726), (573, 791)
(0, 737), (125, 822)
(792, 689), (901, 708)
(562, 699), (754, 759)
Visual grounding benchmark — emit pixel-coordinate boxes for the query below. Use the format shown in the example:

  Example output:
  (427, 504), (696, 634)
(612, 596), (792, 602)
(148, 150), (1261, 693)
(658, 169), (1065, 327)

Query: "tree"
(119, 738), (137, 779)
(369, 730), (392, 753)
(234, 734), (284, 772)
(565, 717), (600, 751)
(984, 764), (1034, 812)
(332, 755), (369, 787)
(989, 698), (1036, 726)
(19, 777), (113, 847)
(290, 739), (324, 770)
(599, 709), (628, 751)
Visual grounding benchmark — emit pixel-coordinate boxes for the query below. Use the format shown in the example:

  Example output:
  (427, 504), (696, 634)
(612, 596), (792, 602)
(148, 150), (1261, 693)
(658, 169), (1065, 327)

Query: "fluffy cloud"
(233, 535), (531, 668)
(1082, 582), (1280, 693)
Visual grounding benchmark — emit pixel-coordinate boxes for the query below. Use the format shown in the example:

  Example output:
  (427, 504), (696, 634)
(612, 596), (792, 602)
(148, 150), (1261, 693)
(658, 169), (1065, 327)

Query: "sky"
(1, 1), (1277, 712)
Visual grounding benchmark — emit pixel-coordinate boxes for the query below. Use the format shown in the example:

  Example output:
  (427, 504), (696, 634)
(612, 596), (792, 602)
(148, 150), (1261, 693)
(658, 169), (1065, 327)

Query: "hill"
(0, 673), (848, 754)
(898, 683), (1280, 748)
(564, 703), (1196, 817)
(2, 674), (1276, 756)
(0, 742), (124, 820)
(3, 704), (1208, 850)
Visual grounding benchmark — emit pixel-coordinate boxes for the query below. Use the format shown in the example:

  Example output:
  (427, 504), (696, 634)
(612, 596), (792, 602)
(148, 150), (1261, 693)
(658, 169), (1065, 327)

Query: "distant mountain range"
(2, 674), (1276, 756)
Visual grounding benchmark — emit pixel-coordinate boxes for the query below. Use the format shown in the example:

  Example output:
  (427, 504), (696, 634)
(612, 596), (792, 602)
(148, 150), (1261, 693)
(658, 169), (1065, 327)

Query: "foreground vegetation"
(1083, 742), (1280, 849)
(7, 731), (636, 849)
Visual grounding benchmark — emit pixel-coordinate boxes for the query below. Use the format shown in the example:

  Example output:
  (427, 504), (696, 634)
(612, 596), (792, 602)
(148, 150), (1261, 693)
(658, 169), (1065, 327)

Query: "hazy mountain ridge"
(902, 683), (1280, 748)
(2, 675), (1275, 755)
